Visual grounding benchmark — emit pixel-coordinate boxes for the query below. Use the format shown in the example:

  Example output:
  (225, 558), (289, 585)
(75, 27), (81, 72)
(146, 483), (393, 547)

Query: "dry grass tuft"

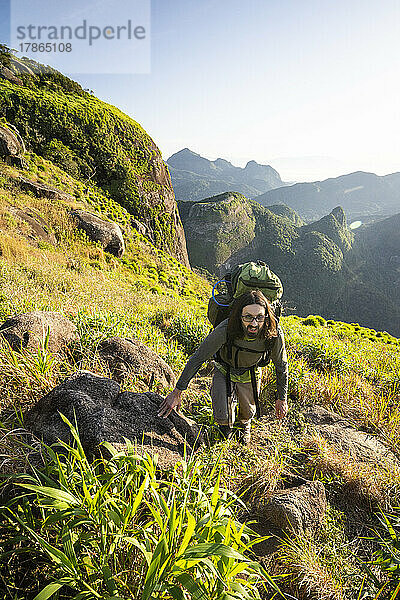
(272, 534), (346, 600)
(0, 232), (31, 261)
(302, 433), (400, 508)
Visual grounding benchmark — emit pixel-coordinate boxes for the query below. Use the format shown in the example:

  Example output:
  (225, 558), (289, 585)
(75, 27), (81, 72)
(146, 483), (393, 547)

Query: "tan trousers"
(210, 367), (261, 427)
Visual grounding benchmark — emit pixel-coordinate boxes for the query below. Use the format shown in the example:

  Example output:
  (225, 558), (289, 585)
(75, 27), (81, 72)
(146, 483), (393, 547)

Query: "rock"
(71, 210), (125, 257)
(0, 125), (23, 158)
(8, 207), (56, 245)
(0, 311), (77, 353)
(18, 176), (75, 203)
(303, 406), (398, 465)
(0, 64), (23, 85)
(98, 337), (176, 388)
(257, 481), (327, 535)
(9, 57), (36, 76)
(24, 371), (202, 468)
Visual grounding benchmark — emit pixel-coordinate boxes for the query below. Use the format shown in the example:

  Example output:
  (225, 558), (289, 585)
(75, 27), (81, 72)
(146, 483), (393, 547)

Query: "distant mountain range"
(255, 171), (400, 222)
(179, 192), (400, 335)
(166, 148), (284, 202)
(168, 150), (400, 223)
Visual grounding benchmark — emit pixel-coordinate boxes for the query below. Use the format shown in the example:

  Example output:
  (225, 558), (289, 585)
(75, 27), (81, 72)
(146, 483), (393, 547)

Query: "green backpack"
(207, 260), (283, 327)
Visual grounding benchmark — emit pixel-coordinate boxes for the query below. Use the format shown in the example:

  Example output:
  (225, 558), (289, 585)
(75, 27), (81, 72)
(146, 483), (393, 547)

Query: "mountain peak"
(244, 160), (281, 179)
(168, 148), (200, 161)
(331, 206), (346, 226)
(214, 157), (234, 169)
(167, 148), (284, 200)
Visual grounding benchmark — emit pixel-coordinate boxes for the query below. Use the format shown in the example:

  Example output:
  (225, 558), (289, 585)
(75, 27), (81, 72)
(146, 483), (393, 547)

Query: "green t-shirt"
(214, 334), (261, 383)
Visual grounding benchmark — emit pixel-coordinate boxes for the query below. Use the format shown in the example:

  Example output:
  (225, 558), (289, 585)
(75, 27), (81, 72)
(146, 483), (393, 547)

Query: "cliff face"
(0, 55), (189, 267)
(136, 140), (189, 266)
(179, 192), (256, 272)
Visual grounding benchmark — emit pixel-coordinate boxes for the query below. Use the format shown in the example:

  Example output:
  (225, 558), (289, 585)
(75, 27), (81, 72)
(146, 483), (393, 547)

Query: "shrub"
(303, 315), (321, 327)
(358, 509), (400, 599)
(0, 44), (12, 68)
(153, 311), (211, 355)
(43, 139), (84, 179)
(296, 339), (349, 374)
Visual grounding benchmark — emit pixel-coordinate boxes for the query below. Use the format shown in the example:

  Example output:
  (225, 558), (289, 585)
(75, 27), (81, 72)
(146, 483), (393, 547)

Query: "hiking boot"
(240, 422), (252, 446)
(218, 424), (233, 440)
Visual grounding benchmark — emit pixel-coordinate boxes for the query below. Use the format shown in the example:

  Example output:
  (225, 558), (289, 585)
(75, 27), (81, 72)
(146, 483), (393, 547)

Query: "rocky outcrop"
(0, 64), (22, 85)
(24, 371), (202, 468)
(256, 481), (327, 535)
(9, 56), (36, 75)
(0, 311), (77, 353)
(302, 207), (353, 252)
(8, 207), (56, 245)
(71, 210), (125, 257)
(0, 125), (24, 160)
(0, 63), (190, 267)
(18, 177), (75, 202)
(303, 406), (398, 465)
(98, 337), (176, 388)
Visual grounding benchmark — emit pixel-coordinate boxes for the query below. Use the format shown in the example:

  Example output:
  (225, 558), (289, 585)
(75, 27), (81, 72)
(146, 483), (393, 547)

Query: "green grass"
(1, 417), (283, 600)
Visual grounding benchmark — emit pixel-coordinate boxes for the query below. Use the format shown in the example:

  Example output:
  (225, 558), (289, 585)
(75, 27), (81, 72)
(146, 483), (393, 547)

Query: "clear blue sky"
(2, 0), (400, 181)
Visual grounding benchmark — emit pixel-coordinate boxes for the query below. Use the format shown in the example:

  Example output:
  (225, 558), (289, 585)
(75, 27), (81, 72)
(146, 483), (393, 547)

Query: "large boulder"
(0, 125), (23, 159)
(256, 481), (327, 535)
(24, 371), (202, 468)
(18, 176), (75, 203)
(0, 64), (23, 85)
(0, 311), (77, 353)
(303, 406), (398, 465)
(98, 337), (176, 388)
(9, 57), (36, 75)
(71, 210), (125, 257)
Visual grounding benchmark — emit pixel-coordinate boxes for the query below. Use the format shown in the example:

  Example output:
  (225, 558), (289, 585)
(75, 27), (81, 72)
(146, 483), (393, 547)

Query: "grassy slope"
(0, 161), (400, 597)
(0, 70), (186, 260)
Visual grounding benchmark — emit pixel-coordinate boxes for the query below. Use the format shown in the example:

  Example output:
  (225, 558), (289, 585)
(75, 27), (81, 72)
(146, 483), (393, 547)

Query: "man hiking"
(158, 289), (289, 445)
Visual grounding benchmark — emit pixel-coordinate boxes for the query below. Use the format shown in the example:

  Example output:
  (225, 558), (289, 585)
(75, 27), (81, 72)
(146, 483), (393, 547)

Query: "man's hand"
(158, 388), (183, 418)
(275, 397), (288, 420)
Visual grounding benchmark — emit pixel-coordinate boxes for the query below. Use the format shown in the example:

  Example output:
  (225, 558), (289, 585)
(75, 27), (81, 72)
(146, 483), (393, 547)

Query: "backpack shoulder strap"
(250, 366), (261, 419)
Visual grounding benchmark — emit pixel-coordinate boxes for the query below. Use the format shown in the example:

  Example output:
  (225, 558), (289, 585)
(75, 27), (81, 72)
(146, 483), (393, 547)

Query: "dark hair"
(226, 290), (278, 346)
